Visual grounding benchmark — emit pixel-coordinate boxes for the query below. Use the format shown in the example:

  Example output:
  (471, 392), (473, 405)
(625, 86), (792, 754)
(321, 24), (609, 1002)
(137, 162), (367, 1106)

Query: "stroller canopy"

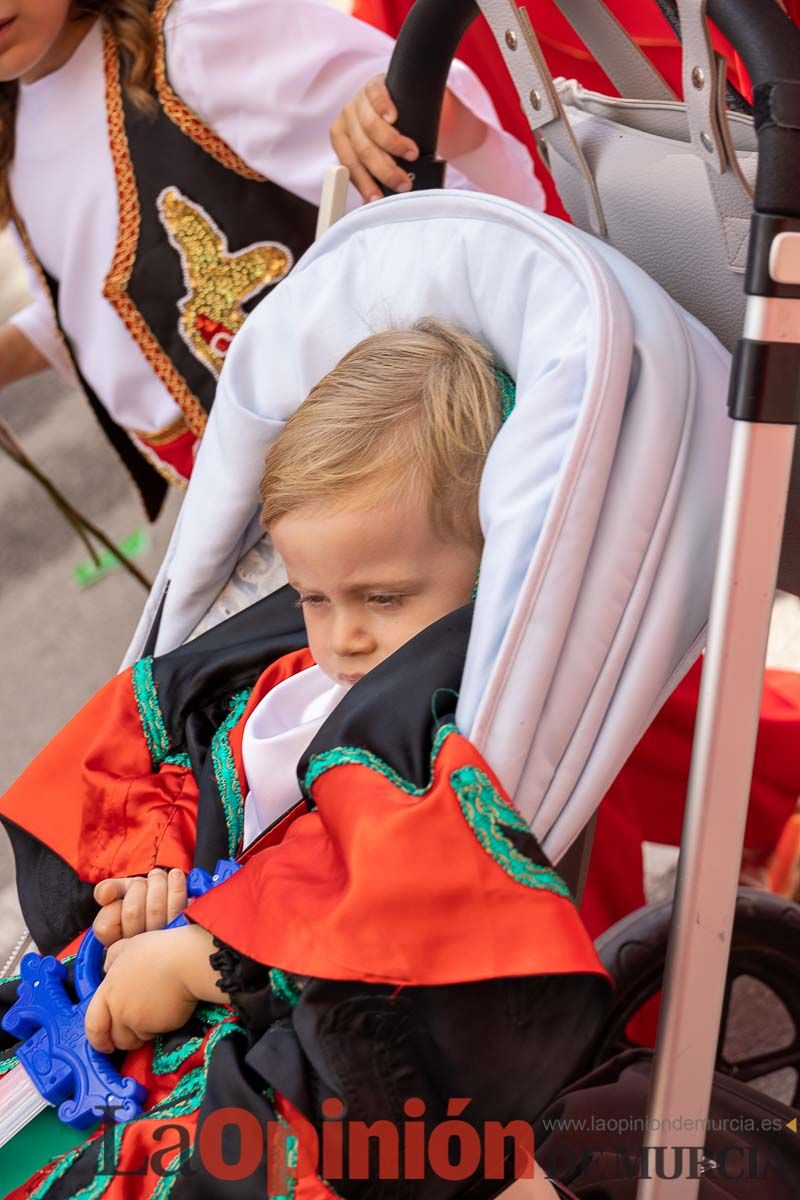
(128, 191), (731, 860)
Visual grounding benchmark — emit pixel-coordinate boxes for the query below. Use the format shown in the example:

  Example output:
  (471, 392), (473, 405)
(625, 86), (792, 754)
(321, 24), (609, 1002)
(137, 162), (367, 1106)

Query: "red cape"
(0, 647), (606, 987)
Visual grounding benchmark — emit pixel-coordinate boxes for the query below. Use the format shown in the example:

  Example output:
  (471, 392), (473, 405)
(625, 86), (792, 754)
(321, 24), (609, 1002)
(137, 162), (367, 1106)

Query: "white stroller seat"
(127, 190), (731, 860)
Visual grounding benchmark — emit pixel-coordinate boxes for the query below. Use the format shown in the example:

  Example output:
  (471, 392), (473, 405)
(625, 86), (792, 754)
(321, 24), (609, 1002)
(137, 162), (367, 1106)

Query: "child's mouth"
(0, 17), (16, 42)
(338, 673), (364, 686)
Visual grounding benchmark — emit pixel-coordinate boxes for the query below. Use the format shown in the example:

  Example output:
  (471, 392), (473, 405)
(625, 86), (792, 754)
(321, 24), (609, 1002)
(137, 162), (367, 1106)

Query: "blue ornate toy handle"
(2, 858), (240, 1129)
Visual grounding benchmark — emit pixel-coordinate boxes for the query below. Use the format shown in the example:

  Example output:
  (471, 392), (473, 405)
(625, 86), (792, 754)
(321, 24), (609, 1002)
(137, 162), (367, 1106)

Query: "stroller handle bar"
(384, 0), (800, 219)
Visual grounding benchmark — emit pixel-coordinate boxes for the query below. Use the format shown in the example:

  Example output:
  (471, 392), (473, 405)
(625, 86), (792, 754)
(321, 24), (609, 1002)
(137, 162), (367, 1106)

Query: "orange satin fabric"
(0, 668), (199, 882)
(190, 729), (606, 986)
(0, 648), (315, 887)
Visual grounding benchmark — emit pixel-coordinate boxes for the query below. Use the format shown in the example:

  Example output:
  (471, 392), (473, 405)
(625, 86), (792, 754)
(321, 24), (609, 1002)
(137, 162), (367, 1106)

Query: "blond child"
(1, 322), (607, 1198)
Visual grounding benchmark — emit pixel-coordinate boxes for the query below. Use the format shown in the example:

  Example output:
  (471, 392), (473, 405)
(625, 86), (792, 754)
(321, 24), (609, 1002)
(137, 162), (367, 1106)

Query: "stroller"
(2, 0), (800, 1196)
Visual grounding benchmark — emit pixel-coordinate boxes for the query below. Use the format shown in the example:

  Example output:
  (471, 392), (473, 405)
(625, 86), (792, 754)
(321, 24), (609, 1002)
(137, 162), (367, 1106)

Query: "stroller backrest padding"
(127, 193), (732, 857)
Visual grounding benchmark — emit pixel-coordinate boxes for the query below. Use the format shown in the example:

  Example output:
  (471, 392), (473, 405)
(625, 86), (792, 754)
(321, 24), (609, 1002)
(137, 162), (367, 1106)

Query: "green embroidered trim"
(132, 656), (171, 768)
(162, 751), (192, 769)
(211, 689), (252, 855)
(196, 1003), (233, 1025)
(150, 1148), (194, 1197)
(494, 366), (516, 424)
(269, 967), (301, 1008)
(305, 722), (456, 798)
(451, 765), (571, 899)
(277, 1129), (299, 1200)
(131, 661), (194, 773)
(151, 1004), (231, 1074)
(264, 1086), (299, 1200)
(29, 1142), (89, 1200)
(0, 1053), (18, 1076)
(29, 1012), (245, 1199)
(152, 1033), (204, 1075)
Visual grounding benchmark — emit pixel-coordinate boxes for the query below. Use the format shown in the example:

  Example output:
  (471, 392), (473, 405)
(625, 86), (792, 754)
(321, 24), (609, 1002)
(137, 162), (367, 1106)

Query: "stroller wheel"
(591, 888), (800, 1106)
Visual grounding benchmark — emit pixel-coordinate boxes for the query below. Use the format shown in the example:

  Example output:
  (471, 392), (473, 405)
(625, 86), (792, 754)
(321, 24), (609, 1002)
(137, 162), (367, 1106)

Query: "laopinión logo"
(97, 1097), (537, 1184)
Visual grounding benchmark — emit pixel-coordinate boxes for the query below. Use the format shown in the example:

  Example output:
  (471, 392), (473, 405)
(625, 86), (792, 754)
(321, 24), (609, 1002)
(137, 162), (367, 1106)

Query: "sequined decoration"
(157, 187), (293, 379)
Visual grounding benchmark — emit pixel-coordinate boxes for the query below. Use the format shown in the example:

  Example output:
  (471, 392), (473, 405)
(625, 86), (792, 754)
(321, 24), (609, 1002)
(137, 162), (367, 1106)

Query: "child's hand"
(92, 868), (187, 947)
(84, 924), (223, 1052)
(330, 73), (419, 203)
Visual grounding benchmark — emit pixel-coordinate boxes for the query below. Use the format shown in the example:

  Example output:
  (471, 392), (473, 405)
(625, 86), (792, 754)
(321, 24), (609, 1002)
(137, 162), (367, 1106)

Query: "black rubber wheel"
(591, 888), (800, 1105)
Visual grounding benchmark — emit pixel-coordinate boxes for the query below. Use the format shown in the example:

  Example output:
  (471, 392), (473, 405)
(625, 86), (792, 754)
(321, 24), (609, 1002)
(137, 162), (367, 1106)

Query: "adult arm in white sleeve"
(164, 0), (544, 211)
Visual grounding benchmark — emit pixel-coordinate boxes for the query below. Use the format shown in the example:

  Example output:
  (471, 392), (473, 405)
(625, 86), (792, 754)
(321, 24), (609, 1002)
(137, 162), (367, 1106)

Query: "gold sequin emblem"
(157, 187), (293, 379)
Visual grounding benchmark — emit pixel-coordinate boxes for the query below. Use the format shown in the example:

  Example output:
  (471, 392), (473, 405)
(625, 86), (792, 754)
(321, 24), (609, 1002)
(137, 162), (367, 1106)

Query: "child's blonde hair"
(260, 320), (503, 547)
(1, 1), (155, 226)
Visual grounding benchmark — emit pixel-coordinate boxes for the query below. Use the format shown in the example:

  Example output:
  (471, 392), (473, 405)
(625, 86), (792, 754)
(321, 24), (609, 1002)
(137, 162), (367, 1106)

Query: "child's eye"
(295, 594), (327, 608)
(368, 594), (402, 608)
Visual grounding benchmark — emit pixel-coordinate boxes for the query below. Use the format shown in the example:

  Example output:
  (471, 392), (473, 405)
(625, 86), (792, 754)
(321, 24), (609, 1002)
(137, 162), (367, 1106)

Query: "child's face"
(0, 2), (88, 84)
(270, 492), (480, 687)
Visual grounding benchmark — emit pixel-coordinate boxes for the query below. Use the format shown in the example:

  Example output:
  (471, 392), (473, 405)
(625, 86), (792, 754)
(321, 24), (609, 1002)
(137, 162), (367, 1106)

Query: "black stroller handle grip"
(384, 0), (800, 218)
(384, 0), (478, 159)
(709, 0), (800, 218)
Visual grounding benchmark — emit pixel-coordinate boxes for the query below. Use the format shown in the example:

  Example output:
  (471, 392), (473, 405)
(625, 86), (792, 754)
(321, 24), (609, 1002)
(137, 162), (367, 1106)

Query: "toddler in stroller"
(0, 316), (611, 1198)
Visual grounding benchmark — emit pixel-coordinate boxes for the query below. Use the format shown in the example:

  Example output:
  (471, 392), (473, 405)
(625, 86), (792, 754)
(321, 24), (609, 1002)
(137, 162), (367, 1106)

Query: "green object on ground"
(0, 1107), (94, 1196)
(73, 527), (150, 589)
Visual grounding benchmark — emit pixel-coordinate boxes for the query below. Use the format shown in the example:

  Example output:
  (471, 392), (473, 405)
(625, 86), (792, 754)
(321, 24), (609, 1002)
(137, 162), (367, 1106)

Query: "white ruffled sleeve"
(164, 0), (544, 211)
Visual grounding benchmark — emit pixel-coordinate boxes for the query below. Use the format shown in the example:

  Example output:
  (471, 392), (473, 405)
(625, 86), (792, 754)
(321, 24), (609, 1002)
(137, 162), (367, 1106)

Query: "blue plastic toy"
(2, 858), (240, 1129)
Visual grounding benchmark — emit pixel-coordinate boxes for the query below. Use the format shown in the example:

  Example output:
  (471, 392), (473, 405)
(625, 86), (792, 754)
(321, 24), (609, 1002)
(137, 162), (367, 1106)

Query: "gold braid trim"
(128, 432), (189, 488)
(131, 411), (189, 445)
(10, 209), (188, 507)
(153, 0), (267, 182)
(101, 28), (208, 438)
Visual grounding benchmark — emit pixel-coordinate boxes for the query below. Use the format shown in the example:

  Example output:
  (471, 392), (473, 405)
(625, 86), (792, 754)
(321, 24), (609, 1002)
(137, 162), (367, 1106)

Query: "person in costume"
(0, 321), (610, 1198)
(0, 0), (541, 522)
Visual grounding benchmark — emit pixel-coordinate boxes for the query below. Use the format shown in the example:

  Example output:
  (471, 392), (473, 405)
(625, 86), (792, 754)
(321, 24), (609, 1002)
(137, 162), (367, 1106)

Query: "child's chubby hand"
(330, 73), (419, 203)
(84, 924), (225, 1053)
(92, 868), (188, 947)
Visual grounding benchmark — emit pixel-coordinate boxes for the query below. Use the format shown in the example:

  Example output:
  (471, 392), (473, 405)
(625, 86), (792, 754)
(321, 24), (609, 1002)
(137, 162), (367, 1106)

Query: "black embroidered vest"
(17, 1), (318, 520)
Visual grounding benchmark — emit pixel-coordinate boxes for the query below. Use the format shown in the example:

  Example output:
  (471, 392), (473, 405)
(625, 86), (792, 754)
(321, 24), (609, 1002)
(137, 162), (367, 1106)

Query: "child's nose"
(331, 612), (374, 657)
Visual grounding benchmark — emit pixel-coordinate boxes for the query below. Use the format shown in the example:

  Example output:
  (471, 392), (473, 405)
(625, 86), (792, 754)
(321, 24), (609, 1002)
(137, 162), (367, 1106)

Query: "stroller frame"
(379, 1), (800, 1196)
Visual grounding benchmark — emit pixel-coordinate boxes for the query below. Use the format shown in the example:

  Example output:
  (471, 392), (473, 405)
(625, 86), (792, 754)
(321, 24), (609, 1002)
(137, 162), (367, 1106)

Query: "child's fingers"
(84, 988), (115, 1054)
(364, 73), (397, 124)
(166, 869), (188, 924)
(144, 868), (168, 931)
(109, 1020), (146, 1053)
(120, 877), (148, 939)
(92, 900), (124, 947)
(331, 114), (383, 203)
(355, 86), (418, 162)
(344, 106), (413, 194)
(93, 877), (127, 906)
